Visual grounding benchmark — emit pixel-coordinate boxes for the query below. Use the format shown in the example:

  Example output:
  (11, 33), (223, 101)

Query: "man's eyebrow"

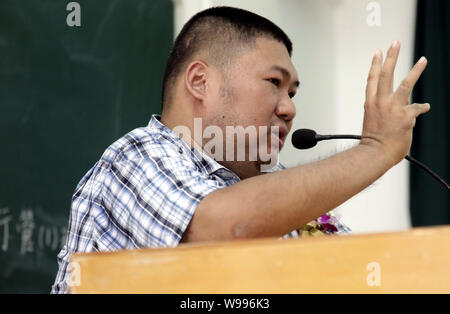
(270, 65), (300, 87)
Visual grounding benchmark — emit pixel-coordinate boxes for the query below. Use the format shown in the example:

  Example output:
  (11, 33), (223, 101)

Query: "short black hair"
(161, 6), (293, 109)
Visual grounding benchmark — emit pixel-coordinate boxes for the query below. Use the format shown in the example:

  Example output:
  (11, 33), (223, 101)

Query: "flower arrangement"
(297, 212), (350, 237)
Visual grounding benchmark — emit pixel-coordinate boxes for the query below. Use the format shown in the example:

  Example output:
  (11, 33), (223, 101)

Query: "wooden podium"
(69, 226), (450, 293)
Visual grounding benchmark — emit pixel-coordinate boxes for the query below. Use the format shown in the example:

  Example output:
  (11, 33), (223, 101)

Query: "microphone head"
(291, 129), (318, 149)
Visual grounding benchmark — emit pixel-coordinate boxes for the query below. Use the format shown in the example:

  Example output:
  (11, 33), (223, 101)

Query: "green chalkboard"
(0, 0), (173, 293)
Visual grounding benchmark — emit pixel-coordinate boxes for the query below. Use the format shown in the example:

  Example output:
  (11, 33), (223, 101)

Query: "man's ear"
(184, 61), (209, 100)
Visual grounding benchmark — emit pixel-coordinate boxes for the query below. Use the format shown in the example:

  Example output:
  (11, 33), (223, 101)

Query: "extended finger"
(394, 57), (428, 103)
(377, 41), (401, 97)
(365, 50), (383, 104)
(409, 103), (431, 118)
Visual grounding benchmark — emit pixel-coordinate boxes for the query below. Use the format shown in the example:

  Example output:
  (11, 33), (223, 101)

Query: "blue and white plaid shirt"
(52, 114), (350, 293)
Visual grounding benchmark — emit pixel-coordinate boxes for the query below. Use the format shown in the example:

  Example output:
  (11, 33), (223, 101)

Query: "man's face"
(205, 37), (298, 171)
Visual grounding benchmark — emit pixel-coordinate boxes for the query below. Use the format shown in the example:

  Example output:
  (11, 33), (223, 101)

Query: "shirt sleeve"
(98, 150), (226, 250)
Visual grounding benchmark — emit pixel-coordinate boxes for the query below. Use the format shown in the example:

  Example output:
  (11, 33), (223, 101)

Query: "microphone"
(291, 129), (361, 149)
(291, 128), (450, 192)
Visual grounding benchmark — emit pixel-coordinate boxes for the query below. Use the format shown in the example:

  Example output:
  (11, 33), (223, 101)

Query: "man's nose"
(275, 96), (296, 122)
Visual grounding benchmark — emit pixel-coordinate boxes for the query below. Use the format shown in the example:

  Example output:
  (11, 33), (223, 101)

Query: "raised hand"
(361, 41), (430, 167)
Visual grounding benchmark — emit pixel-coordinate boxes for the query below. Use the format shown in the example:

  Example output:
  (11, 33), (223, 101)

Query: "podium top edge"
(71, 225), (450, 261)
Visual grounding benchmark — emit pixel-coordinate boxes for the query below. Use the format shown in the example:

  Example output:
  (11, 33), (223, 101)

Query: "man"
(52, 7), (429, 293)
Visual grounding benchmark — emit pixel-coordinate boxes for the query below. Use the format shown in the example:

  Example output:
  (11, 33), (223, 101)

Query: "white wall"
(172, 0), (417, 234)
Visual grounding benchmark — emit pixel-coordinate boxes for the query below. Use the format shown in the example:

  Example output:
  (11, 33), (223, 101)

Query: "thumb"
(409, 103), (431, 118)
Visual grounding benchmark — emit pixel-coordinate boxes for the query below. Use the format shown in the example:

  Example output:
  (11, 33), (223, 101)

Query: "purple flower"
(318, 214), (330, 224)
(321, 223), (338, 233)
